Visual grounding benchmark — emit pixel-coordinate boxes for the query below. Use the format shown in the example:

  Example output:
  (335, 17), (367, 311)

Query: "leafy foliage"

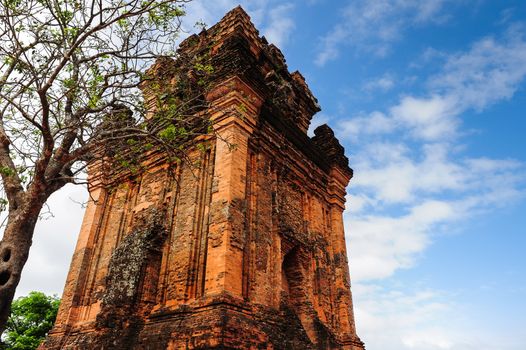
(0, 0), (197, 206)
(2, 292), (60, 349)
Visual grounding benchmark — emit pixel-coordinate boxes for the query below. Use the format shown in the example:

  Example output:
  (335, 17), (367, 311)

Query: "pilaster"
(204, 76), (263, 297)
(51, 181), (106, 332)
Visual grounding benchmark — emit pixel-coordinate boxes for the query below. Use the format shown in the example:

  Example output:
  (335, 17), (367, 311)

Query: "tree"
(1, 292), (60, 349)
(0, 0), (219, 334)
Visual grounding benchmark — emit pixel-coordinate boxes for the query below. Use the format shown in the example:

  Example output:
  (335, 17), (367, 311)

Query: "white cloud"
(353, 284), (455, 349)
(339, 25), (526, 142)
(316, 0), (451, 65)
(363, 73), (395, 92)
(339, 112), (396, 141)
(351, 142), (470, 204)
(347, 193), (378, 214)
(346, 199), (455, 280)
(497, 7), (516, 26)
(308, 112), (331, 136)
(263, 3), (295, 47)
(353, 282), (526, 350)
(390, 95), (460, 141)
(315, 24), (351, 65)
(15, 184), (88, 297)
(340, 25), (526, 286)
(429, 33), (526, 112)
(346, 139), (524, 281)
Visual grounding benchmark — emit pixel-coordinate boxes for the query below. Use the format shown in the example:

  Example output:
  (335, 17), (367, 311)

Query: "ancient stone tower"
(42, 7), (364, 350)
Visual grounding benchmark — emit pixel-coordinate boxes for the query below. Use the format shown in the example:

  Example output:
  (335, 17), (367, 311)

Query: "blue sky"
(17, 1), (526, 349)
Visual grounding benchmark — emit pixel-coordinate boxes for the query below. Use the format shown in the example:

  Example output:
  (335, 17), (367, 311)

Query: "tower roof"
(176, 6), (321, 134)
(145, 6), (351, 175)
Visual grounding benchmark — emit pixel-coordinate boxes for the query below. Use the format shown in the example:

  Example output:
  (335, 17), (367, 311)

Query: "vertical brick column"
(51, 172), (107, 332)
(327, 167), (364, 349)
(204, 77), (262, 297)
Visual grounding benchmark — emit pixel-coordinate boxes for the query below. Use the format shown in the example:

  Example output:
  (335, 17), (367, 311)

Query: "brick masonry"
(41, 6), (365, 350)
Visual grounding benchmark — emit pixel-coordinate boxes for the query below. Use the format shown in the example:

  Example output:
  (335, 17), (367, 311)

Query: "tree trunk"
(0, 203), (43, 336)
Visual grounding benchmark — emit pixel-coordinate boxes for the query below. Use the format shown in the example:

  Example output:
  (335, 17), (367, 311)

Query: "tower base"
(41, 294), (364, 350)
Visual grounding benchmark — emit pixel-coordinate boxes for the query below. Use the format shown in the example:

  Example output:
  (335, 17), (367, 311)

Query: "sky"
(14, 1), (526, 350)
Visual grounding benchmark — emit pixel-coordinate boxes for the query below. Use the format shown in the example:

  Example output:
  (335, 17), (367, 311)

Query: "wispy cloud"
(363, 73), (395, 92)
(390, 95), (460, 141)
(428, 29), (526, 113)
(340, 112), (396, 141)
(342, 24), (526, 282)
(347, 142), (524, 281)
(339, 27), (526, 142)
(263, 3), (295, 47)
(353, 282), (526, 350)
(353, 284), (455, 350)
(315, 0), (452, 65)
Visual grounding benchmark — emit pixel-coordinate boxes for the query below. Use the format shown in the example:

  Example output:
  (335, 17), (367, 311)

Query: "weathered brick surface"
(41, 6), (364, 350)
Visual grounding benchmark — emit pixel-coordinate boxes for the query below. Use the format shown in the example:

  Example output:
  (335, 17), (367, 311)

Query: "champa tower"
(42, 7), (364, 350)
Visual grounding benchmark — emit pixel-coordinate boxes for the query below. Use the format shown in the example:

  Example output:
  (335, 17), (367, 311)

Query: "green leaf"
(4, 292), (60, 350)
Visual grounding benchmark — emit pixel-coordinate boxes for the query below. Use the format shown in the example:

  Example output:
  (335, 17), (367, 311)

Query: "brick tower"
(42, 7), (364, 350)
